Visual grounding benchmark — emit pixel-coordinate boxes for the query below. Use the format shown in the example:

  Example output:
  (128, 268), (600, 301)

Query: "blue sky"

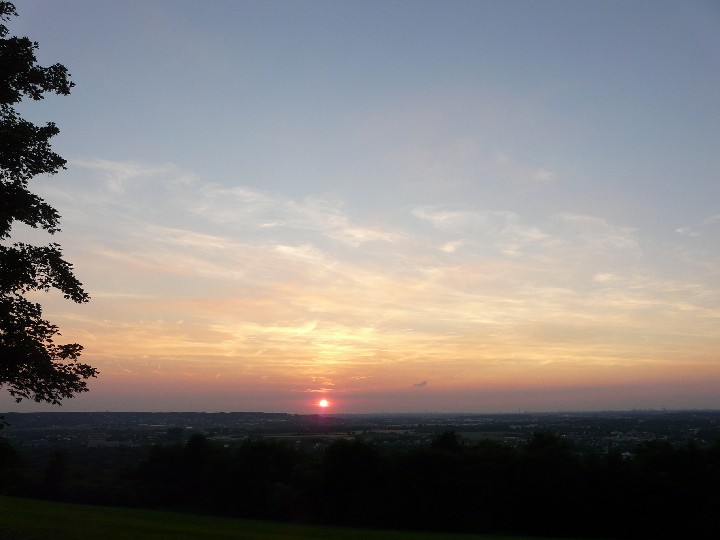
(3, 0), (720, 413)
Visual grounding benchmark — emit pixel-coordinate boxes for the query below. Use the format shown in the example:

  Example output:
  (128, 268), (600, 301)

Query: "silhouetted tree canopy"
(5, 431), (720, 538)
(431, 429), (463, 452)
(0, 1), (96, 404)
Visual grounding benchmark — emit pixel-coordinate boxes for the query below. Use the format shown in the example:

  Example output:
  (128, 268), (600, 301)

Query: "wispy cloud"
(191, 185), (402, 246)
(675, 214), (720, 238)
(495, 152), (557, 184)
(23, 157), (719, 410)
(72, 158), (197, 193)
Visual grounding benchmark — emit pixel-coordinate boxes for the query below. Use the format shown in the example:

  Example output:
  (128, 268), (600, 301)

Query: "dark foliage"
(0, 1), (96, 404)
(7, 431), (720, 538)
(0, 436), (23, 491)
(319, 438), (389, 526)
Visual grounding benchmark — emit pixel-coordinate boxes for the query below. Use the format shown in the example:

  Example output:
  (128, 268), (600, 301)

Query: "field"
(0, 496), (543, 540)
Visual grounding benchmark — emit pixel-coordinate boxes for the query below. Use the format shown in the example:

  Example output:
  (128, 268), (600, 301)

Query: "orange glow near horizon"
(10, 177), (720, 414)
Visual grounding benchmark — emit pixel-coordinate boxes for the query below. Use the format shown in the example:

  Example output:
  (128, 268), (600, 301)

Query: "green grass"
(0, 496), (541, 540)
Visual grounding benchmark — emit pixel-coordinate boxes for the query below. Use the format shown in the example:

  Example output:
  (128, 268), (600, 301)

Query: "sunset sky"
(3, 0), (720, 414)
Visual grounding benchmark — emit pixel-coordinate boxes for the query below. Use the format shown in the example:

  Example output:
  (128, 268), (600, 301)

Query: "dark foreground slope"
(0, 496), (535, 540)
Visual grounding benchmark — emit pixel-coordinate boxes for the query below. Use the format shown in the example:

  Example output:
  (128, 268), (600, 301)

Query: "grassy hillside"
(0, 496), (538, 540)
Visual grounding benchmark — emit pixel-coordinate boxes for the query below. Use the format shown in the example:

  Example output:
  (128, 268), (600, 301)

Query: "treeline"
(2, 432), (720, 538)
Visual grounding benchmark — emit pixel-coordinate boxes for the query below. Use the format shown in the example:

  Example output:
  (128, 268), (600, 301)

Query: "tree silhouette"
(431, 429), (463, 453)
(0, 436), (22, 491)
(0, 1), (96, 404)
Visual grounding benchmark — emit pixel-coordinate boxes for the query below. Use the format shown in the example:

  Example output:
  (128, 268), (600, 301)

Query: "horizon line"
(4, 407), (720, 416)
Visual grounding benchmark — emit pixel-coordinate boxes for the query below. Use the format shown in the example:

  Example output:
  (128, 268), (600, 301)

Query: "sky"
(2, 0), (720, 414)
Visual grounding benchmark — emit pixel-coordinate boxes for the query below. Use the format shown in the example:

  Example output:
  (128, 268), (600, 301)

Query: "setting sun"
(318, 399), (330, 408)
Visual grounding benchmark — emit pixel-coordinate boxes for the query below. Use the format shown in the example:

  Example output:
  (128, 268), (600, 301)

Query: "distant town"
(3, 409), (719, 455)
